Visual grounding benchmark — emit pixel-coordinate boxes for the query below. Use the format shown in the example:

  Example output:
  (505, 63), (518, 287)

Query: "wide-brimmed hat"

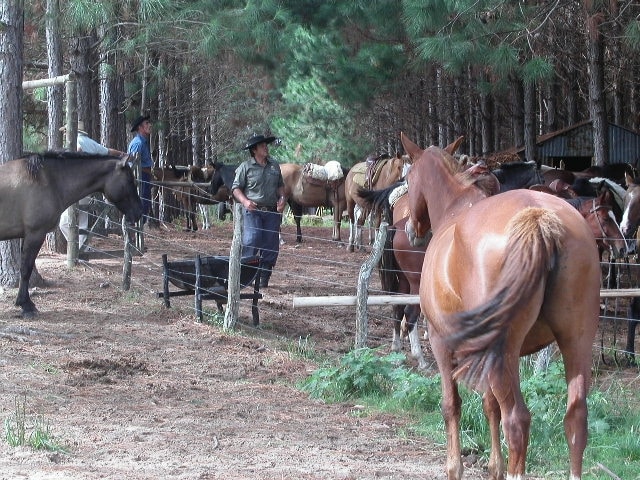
(242, 134), (276, 151)
(130, 115), (151, 132)
(59, 121), (87, 135)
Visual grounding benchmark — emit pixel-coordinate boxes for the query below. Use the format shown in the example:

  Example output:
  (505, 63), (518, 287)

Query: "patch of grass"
(282, 335), (318, 361)
(29, 361), (59, 374)
(299, 348), (640, 479)
(4, 395), (67, 453)
(200, 309), (225, 328)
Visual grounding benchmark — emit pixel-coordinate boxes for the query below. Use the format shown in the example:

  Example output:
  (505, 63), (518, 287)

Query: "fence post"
(355, 222), (388, 348)
(64, 79), (79, 268)
(224, 202), (243, 331)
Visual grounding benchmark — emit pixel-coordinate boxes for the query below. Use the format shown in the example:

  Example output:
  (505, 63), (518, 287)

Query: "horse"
(402, 132), (600, 480)
(151, 165), (189, 224)
(0, 152), (143, 317)
(345, 153), (408, 252)
(530, 183), (631, 260)
(208, 162), (238, 220)
(491, 161), (544, 191)
(357, 155), (499, 371)
(620, 173), (640, 239)
(174, 165), (217, 231)
(280, 162), (348, 243)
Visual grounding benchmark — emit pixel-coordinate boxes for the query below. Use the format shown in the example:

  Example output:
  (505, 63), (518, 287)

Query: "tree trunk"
(585, 7), (608, 167)
(524, 80), (538, 166)
(70, 34), (95, 135)
(480, 89), (493, 156)
(44, 0), (66, 255)
(0, 0), (27, 288)
(511, 75), (524, 147)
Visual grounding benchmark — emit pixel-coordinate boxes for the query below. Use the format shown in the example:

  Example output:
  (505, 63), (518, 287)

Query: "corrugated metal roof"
(512, 121), (640, 167)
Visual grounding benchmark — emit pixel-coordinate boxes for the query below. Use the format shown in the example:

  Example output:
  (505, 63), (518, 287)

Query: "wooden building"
(511, 120), (640, 171)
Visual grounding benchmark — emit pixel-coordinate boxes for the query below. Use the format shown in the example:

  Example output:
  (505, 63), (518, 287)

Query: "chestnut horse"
(402, 133), (600, 480)
(345, 153), (407, 252)
(280, 163), (348, 243)
(0, 152), (143, 317)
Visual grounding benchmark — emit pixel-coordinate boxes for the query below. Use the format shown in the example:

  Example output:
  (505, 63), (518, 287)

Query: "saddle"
(302, 162), (345, 189)
(364, 154), (391, 189)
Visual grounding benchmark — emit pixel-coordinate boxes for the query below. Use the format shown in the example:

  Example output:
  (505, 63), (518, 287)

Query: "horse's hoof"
(21, 309), (38, 319)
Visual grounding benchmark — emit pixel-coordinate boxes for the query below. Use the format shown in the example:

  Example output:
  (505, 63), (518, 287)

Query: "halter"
(589, 198), (621, 248)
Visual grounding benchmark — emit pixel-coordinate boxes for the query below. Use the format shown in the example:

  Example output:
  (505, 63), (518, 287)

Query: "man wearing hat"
(231, 133), (287, 288)
(127, 115), (153, 224)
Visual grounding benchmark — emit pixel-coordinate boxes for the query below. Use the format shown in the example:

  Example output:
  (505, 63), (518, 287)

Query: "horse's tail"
(447, 207), (564, 390)
(357, 181), (402, 224)
(379, 226), (399, 295)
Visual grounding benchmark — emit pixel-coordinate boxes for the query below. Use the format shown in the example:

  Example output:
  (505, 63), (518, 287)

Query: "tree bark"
(524, 80), (538, 166)
(585, 7), (608, 167)
(0, 0), (26, 288)
(44, 0), (67, 254)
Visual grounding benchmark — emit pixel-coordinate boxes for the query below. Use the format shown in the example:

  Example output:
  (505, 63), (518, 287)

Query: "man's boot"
(259, 264), (272, 288)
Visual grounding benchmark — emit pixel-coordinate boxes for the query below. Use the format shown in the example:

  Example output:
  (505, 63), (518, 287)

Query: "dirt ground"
(0, 218), (554, 480)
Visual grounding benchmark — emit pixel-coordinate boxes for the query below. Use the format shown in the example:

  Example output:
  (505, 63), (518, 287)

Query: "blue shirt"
(127, 134), (152, 168)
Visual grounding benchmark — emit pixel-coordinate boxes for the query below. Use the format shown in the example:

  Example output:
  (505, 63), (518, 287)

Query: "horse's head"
(589, 186), (632, 258)
(104, 157), (143, 224)
(621, 173), (640, 239)
(401, 133), (431, 247)
(209, 163), (236, 201)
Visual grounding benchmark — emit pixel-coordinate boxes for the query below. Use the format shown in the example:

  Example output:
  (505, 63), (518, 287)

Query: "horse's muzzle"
(405, 219), (428, 247)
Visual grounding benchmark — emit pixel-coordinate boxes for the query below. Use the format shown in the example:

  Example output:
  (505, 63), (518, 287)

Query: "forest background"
(1, 0), (640, 286)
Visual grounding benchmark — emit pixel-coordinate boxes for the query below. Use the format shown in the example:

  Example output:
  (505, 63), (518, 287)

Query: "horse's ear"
(400, 132), (423, 162)
(626, 172), (634, 187)
(445, 136), (465, 155)
(118, 156), (129, 168)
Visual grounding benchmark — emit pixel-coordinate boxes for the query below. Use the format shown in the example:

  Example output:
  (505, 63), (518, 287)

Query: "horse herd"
(2, 142), (640, 479)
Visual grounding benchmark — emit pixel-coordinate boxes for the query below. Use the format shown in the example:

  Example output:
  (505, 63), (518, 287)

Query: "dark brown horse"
(358, 152), (499, 370)
(0, 152), (143, 317)
(345, 153), (408, 252)
(403, 133), (600, 480)
(280, 162), (348, 243)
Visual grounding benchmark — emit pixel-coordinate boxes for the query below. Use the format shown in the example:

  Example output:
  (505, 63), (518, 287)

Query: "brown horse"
(345, 153), (408, 252)
(530, 183), (630, 259)
(280, 163), (348, 243)
(358, 157), (499, 370)
(174, 165), (218, 231)
(620, 173), (640, 239)
(402, 132), (600, 480)
(0, 152), (143, 317)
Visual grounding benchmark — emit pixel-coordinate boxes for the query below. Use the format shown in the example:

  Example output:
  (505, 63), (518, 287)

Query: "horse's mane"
(23, 151), (121, 180)
(212, 162), (239, 188)
(588, 177), (626, 210)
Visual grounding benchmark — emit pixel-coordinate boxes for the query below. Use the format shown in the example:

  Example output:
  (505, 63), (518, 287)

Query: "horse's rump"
(446, 206), (564, 390)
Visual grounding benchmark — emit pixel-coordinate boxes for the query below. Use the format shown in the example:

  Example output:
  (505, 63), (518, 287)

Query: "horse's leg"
(16, 235), (46, 316)
(291, 202), (303, 243)
(355, 206), (365, 250)
(488, 367), (531, 478)
(626, 298), (640, 363)
(391, 304), (403, 353)
(332, 205), (342, 243)
(482, 390), (506, 480)
(403, 305), (428, 370)
(199, 204), (210, 229)
(429, 328), (464, 480)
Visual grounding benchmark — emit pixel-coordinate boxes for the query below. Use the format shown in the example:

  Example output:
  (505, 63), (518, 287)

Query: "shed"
(512, 120), (640, 171)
